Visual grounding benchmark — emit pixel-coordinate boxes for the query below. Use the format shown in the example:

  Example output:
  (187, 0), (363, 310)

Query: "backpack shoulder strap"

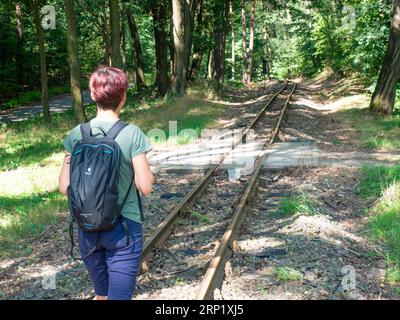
(80, 122), (91, 139)
(106, 120), (129, 140)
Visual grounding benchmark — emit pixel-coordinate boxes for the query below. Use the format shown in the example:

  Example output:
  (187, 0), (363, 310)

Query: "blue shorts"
(78, 217), (143, 300)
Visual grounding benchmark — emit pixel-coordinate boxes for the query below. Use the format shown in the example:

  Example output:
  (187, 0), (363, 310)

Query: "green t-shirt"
(63, 119), (152, 224)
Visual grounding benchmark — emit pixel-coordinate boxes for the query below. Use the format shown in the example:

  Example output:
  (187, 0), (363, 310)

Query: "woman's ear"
(116, 92), (127, 114)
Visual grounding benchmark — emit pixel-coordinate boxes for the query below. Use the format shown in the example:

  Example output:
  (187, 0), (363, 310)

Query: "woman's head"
(89, 66), (128, 112)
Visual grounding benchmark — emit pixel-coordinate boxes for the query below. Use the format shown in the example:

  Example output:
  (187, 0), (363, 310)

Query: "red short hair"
(89, 66), (128, 110)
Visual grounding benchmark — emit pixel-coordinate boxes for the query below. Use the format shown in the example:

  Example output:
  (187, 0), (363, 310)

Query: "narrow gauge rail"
(140, 82), (291, 270)
(196, 82), (296, 299)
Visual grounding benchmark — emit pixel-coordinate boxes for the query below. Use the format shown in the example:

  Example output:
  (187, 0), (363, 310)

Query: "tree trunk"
(247, 0), (255, 82)
(65, 0), (87, 123)
(168, 35), (176, 82)
(263, 25), (270, 79)
(172, 0), (186, 95)
(189, 0), (204, 81)
(15, 2), (24, 87)
(370, 0), (400, 115)
(184, 0), (197, 80)
(241, 0), (248, 84)
(127, 10), (147, 89)
(33, 0), (50, 121)
(101, 3), (112, 65)
(212, 0), (229, 89)
(109, 0), (121, 67)
(229, 0), (235, 80)
(121, 21), (127, 72)
(208, 49), (214, 79)
(152, 5), (169, 96)
(102, 32), (112, 66)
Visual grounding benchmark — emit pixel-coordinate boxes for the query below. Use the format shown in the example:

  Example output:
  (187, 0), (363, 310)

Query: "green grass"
(358, 165), (400, 198)
(275, 266), (303, 282)
(332, 137), (342, 146)
(224, 79), (246, 90)
(0, 81), (88, 111)
(386, 267), (400, 285)
(123, 93), (226, 146)
(0, 89), (227, 171)
(0, 191), (67, 258)
(338, 108), (400, 150)
(278, 193), (320, 217)
(0, 107), (96, 171)
(190, 210), (211, 223)
(175, 277), (187, 286)
(360, 165), (400, 284)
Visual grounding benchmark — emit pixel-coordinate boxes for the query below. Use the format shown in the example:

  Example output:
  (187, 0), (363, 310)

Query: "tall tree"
(15, 2), (24, 87)
(65, 0), (87, 123)
(121, 21), (127, 71)
(229, 0), (235, 80)
(189, 0), (204, 81)
(109, 0), (121, 67)
(172, 0), (186, 95)
(127, 10), (147, 88)
(370, 0), (400, 115)
(152, 3), (169, 96)
(33, 0), (50, 121)
(212, 0), (229, 89)
(168, 25), (176, 82)
(247, 0), (255, 82)
(241, 0), (249, 83)
(184, 0), (197, 79)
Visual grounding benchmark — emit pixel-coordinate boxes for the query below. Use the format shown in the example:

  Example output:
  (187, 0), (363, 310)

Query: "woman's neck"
(94, 108), (120, 122)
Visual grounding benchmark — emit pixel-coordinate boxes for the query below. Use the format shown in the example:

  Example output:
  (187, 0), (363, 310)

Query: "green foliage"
(174, 277), (187, 286)
(359, 165), (400, 198)
(0, 108), (81, 170)
(275, 266), (303, 282)
(339, 108), (400, 150)
(0, 84), (85, 110)
(278, 193), (320, 216)
(360, 165), (400, 282)
(265, 0), (392, 82)
(0, 0), (394, 103)
(190, 210), (211, 223)
(0, 191), (67, 258)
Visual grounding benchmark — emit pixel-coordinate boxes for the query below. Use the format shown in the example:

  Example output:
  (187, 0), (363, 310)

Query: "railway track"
(196, 83), (296, 299)
(136, 82), (297, 299)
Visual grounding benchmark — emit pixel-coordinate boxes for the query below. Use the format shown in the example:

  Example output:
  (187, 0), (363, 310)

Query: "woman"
(59, 66), (154, 300)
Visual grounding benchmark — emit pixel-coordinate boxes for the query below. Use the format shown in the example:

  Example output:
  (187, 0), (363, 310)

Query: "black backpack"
(67, 120), (142, 258)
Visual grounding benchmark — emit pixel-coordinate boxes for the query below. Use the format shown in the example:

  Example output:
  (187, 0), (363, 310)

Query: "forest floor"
(132, 74), (400, 300)
(0, 74), (399, 299)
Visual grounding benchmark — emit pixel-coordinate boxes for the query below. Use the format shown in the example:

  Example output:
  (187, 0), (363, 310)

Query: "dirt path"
(0, 90), (93, 123)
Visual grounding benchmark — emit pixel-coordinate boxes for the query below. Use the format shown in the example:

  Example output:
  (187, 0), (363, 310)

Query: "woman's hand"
(132, 153), (154, 196)
(59, 150), (71, 196)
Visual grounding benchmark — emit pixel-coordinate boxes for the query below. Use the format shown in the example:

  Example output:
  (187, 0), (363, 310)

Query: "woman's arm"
(132, 153), (154, 196)
(59, 151), (71, 196)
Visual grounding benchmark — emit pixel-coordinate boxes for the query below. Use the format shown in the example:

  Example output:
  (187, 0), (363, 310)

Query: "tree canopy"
(0, 0), (398, 116)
